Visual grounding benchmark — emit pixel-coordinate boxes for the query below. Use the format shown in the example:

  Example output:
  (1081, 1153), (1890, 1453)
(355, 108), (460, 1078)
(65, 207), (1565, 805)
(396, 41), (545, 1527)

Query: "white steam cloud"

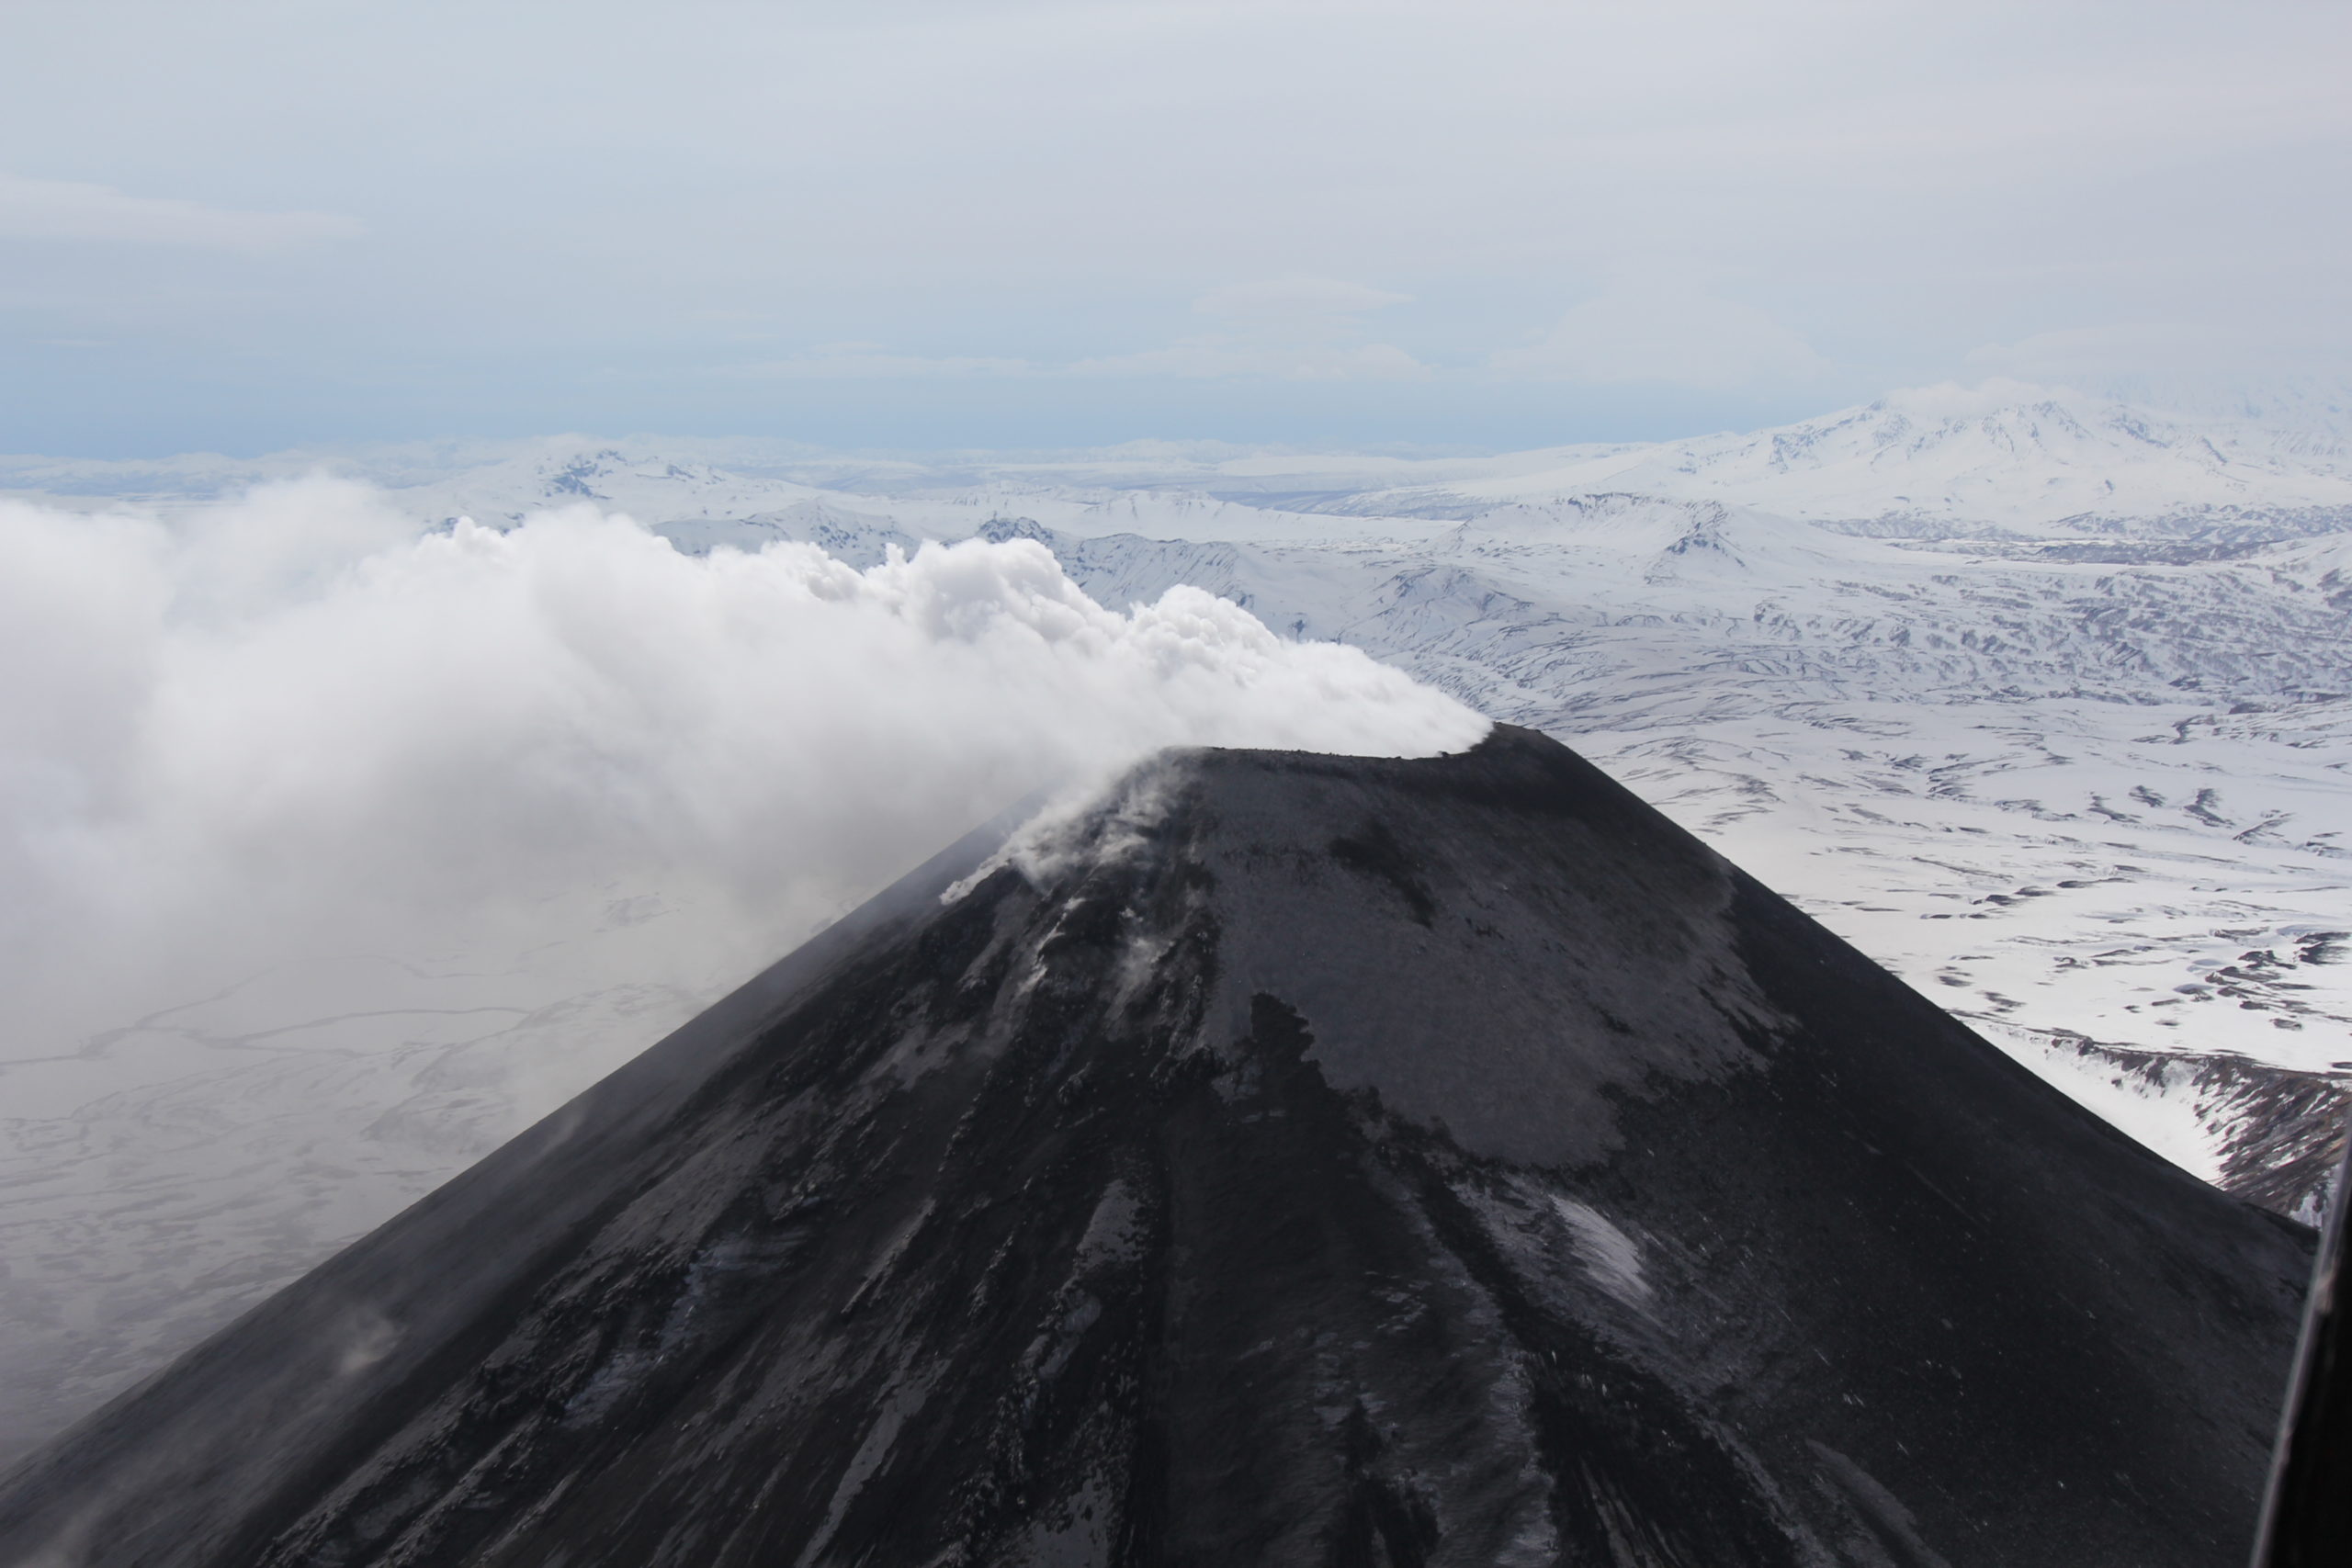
(0, 481), (1487, 1078)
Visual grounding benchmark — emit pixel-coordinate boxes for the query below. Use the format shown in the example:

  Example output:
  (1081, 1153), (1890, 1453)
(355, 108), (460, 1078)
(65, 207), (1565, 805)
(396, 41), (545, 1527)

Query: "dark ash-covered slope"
(0, 727), (2310, 1568)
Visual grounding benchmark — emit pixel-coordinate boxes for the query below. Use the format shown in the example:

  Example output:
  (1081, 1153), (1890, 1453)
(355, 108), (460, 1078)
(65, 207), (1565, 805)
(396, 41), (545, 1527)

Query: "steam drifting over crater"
(0, 482), (1487, 1078)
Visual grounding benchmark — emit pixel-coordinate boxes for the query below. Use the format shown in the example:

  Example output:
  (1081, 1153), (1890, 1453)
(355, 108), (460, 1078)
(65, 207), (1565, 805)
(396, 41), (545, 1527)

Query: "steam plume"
(0, 481), (1487, 1077)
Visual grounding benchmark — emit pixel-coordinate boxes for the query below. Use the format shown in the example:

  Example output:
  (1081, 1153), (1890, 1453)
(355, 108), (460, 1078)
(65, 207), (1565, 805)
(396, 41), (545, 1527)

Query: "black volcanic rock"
(0, 727), (2311, 1568)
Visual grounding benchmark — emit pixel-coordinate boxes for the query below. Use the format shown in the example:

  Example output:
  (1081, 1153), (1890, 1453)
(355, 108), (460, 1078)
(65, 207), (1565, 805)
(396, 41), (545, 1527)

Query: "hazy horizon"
(8, 373), (2352, 478)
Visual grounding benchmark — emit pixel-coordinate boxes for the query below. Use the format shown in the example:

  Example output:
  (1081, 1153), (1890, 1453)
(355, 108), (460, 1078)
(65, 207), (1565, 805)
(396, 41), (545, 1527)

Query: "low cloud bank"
(0, 481), (1487, 1063)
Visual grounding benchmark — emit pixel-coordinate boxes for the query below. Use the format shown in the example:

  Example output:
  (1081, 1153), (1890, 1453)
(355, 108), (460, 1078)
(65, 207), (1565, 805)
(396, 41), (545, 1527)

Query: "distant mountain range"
(10, 379), (2352, 541)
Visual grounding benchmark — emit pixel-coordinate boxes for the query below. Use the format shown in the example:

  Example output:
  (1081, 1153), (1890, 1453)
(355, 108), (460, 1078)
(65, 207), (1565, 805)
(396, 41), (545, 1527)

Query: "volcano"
(0, 728), (2311, 1568)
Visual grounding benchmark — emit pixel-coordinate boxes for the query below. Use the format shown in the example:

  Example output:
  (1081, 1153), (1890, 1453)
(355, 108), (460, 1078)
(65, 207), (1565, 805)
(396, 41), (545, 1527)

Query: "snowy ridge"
(1336, 384), (2352, 535)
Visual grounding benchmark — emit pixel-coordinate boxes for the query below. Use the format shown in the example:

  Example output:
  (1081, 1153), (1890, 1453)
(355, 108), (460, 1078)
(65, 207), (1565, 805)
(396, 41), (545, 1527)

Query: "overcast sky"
(4, 0), (2347, 456)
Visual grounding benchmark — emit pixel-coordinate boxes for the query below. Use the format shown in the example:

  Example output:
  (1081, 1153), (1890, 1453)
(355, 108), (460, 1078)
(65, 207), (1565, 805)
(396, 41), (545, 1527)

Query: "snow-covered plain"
(2, 381), (2348, 1462)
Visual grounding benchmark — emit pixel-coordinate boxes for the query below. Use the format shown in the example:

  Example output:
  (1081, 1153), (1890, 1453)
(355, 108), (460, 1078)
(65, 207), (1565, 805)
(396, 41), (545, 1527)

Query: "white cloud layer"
(1192, 277), (1412, 321)
(1492, 287), (1830, 390)
(0, 173), (361, 252)
(0, 487), (1486, 1063)
(719, 344), (1037, 379)
(1963, 323), (2281, 381)
(1073, 275), (1426, 381)
(1073, 337), (1428, 382)
(725, 278), (1430, 384)
(4, 0), (2345, 443)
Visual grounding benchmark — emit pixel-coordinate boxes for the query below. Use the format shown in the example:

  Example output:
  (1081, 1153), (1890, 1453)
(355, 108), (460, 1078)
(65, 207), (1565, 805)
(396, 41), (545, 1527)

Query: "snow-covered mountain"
(3, 380), (2349, 1466)
(25, 380), (2344, 544)
(1340, 382), (2352, 537)
(733, 380), (2352, 544)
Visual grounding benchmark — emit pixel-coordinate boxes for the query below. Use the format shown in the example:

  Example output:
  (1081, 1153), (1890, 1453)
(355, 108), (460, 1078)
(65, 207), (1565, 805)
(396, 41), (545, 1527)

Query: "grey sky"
(4, 0), (2346, 455)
